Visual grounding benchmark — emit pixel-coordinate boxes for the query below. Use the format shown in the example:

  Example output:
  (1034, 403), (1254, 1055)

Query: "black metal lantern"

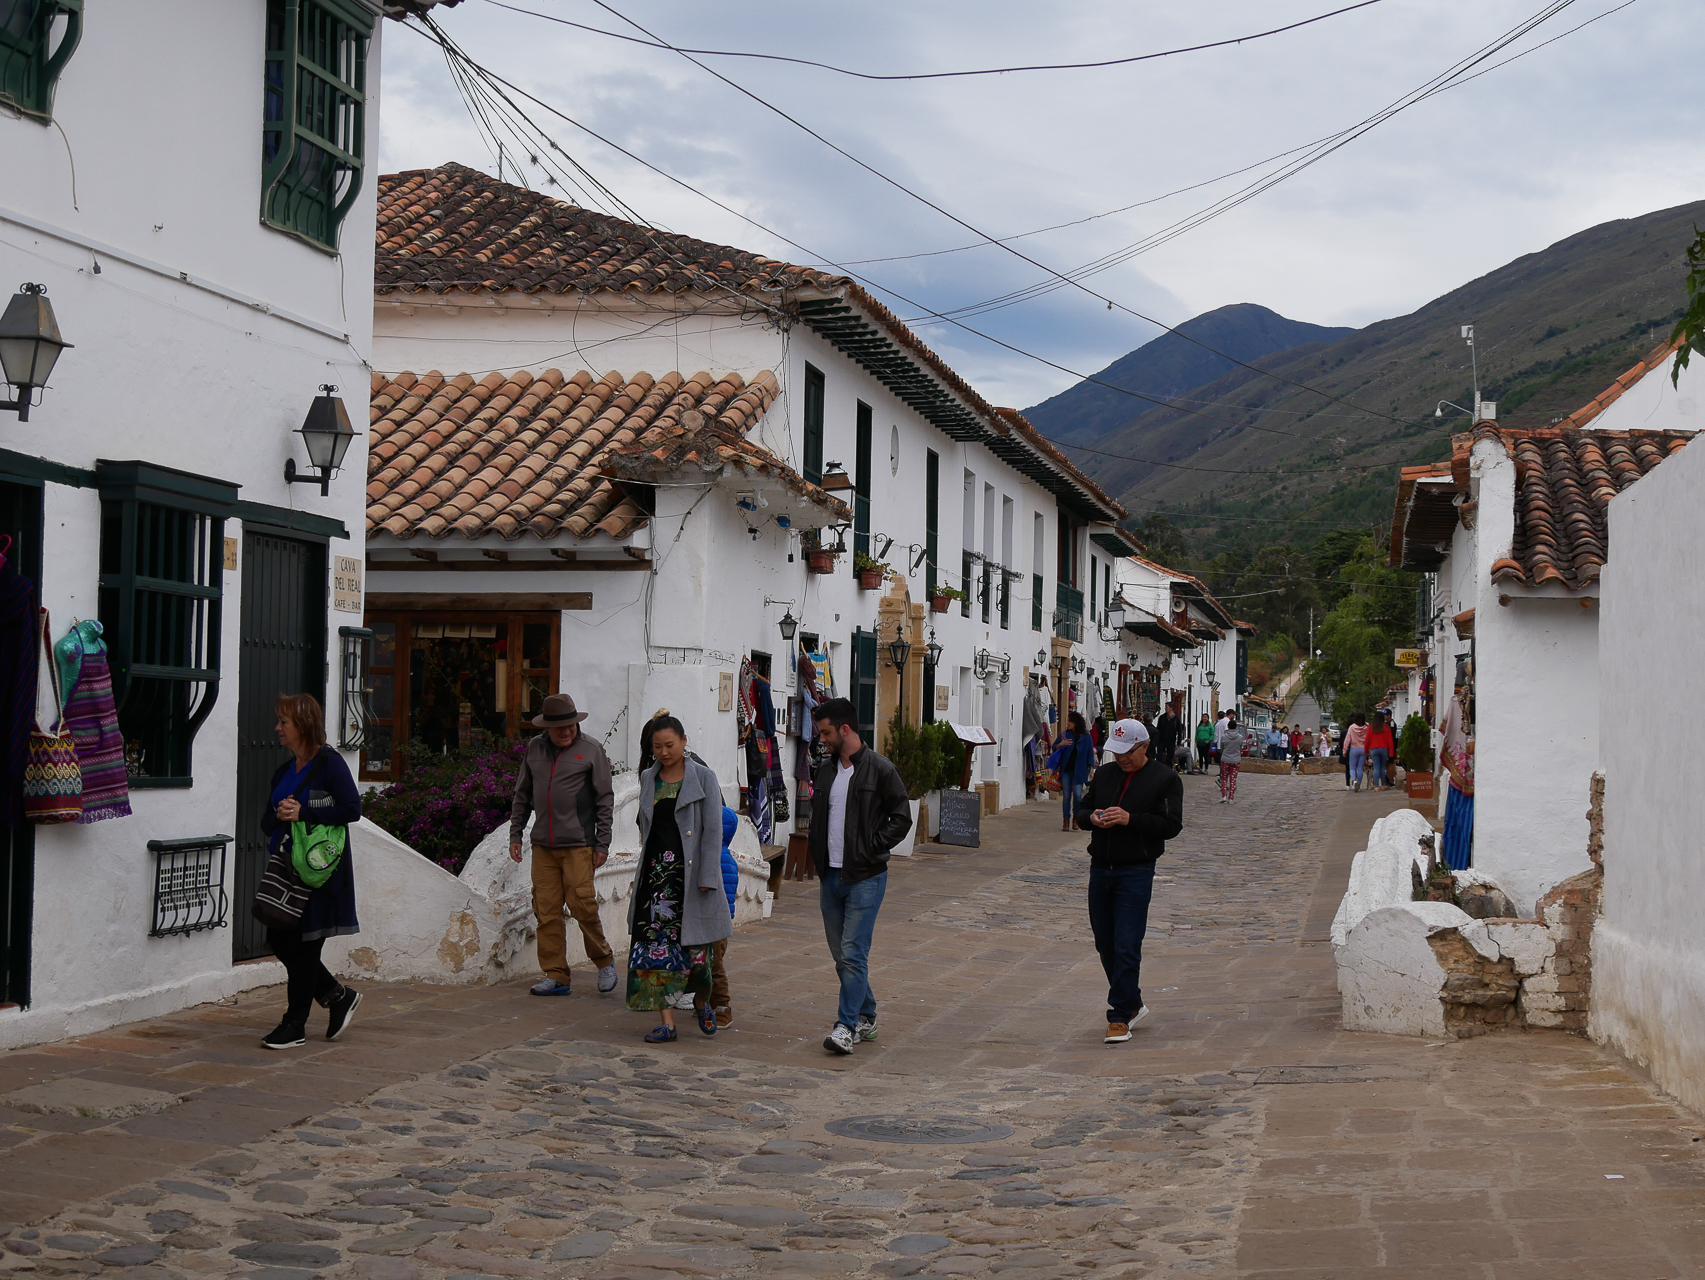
(1106, 601), (1126, 630)
(778, 610), (799, 643)
(285, 384), (357, 496)
(886, 621), (912, 671)
(925, 631), (944, 670)
(0, 284), (72, 422)
(819, 461), (854, 493)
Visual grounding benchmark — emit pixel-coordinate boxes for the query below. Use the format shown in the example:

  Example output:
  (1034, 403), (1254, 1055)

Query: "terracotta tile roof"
(1390, 461), (1461, 571)
(1124, 605), (1198, 650)
(374, 164), (1123, 522)
(1554, 337), (1683, 430)
(366, 367), (843, 542)
(376, 164), (830, 299)
(1475, 426), (1695, 590)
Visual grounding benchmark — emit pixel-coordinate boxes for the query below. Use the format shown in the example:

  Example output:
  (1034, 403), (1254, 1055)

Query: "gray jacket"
(1220, 728), (1248, 764)
(631, 758), (734, 948)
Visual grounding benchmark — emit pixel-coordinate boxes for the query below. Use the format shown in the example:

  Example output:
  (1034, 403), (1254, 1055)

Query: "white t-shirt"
(826, 760), (854, 869)
(1213, 716), (1228, 746)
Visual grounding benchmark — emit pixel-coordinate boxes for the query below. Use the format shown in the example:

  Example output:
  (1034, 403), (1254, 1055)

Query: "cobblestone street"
(0, 775), (1701, 1280)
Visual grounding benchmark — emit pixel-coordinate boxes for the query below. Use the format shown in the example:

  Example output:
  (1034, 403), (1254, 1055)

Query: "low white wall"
(1592, 433), (1705, 1113)
(327, 773), (773, 987)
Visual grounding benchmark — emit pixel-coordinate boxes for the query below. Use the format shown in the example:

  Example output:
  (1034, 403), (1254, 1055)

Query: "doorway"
(0, 478), (41, 1007)
(360, 611), (560, 783)
(233, 530), (327, 962)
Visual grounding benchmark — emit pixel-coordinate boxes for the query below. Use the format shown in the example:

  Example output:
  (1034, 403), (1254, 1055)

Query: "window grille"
(98, 466), (230, 788)
(980, 562), (992, 624)
(802, 364), (825, 485)
(337, 625), (375, 750)
(262, 0), (370, 252)
(0, 0), (80, 121)
(960, 551), (972, 618)
(1031, 572), (1043, 632)
(148, 835), (231, 938)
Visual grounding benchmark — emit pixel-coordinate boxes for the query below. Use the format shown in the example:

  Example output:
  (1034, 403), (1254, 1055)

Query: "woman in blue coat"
(258, 694), (361, 1049)
(629, 718), (733, 1041)
(1049, 711), (1094, 832)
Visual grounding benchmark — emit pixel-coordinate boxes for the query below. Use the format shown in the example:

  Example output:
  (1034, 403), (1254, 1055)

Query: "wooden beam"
(368, 592), (593, 612)
(367, 558), (650, 572)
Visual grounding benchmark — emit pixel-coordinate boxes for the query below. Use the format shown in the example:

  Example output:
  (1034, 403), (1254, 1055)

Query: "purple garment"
(58, 625), (131, 823)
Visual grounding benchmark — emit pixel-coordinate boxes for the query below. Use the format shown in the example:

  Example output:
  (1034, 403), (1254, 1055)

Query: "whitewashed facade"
(0, 0), (408, 1046)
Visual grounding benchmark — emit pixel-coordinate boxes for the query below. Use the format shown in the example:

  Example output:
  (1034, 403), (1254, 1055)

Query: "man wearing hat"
(1075, 718), (1184, 1044)
(509, 694), (617, 997)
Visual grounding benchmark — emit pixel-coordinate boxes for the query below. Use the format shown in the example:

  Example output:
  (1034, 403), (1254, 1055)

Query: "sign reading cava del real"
(1394, 648), (1423, 668)
(333, 556), (363, 614)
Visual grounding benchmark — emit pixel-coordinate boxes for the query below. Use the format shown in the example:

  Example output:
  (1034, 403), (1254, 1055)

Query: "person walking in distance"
(509, 694), (618, 998)
(1217, 715), (1248, 804)
(1345, 713), (1369, 792)
(1076, 720), (1183, 1043)
(1194, 714), (1214, 773)
(1049, 711), (1093, 831)
(1365, 712), (1396, 791)
(1154, 700), (1183, 775)
(809, 698), (913, 1056)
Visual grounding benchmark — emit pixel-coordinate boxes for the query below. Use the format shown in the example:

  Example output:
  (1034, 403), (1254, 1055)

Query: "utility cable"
(485, 0), (1388, 81)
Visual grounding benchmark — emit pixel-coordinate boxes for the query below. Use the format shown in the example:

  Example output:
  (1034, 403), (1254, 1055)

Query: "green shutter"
(261, 0), (369, 252)
(0, 0), (82, 121)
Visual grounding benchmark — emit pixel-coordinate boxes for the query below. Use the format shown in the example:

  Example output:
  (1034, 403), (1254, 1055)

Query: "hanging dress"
(625, 777), (713, 1011)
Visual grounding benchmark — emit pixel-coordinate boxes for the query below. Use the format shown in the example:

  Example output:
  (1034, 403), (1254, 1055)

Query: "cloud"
(378, 0), (1703, 408)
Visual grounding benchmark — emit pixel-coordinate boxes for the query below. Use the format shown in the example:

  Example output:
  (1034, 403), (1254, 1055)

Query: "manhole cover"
(825, 1115), (1016, 1144)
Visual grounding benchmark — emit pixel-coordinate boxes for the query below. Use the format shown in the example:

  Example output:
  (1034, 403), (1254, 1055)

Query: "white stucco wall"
(0, 3), (380, 1044)
(1592, 433), (1705, 1113)
(1580, 350), (1705, 434)
(1467, 441), (1599, 915)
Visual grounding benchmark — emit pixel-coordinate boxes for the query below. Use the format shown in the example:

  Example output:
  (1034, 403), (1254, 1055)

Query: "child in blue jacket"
(694, 807), (741, 1028)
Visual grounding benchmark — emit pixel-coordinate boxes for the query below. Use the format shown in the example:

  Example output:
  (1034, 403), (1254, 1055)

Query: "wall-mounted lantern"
(819, 461), (854, 492)
(285, 385), (357, 496)
(925, 630), (944, 670)
(998, 653), (1012, 685)
(1035, 649), (1048, 668)
(764, 597), (798, 644)
(886, 620), (912, 672)
(0, 284), (72, 422)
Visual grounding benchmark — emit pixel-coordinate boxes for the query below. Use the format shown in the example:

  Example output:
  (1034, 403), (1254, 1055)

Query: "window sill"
(130, 777), (194, 790)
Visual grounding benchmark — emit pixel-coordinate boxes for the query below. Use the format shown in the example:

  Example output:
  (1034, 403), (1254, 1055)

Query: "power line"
(580, 0), (1426, 428)
(484, 0), (1388, 81)
(1127, 507), (1384, 527)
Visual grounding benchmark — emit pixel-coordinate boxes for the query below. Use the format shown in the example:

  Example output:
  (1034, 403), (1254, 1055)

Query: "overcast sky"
(378, 0), (1703, 409)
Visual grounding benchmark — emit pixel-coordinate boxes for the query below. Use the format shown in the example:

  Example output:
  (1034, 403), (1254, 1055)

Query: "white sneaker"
(855, 1017), (878, 1042)
(1131, 1004), (1150, 1028)
(824, 1024), (857, 1055)
(597, 965), (618, 994)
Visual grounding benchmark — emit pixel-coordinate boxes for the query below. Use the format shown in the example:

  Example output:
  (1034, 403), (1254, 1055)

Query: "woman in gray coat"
(628, 717), (733, 1041)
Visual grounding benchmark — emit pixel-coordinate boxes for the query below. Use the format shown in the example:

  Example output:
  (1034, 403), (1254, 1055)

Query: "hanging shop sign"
(1394, 648), (1423, 668)
(333, 555), (362, 614)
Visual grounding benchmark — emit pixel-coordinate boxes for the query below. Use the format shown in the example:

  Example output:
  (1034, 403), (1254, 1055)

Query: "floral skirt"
(626, 840), (711, 1011)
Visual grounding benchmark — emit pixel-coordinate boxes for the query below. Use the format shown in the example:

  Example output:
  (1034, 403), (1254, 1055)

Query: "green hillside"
(1046, 200), (1702, 558)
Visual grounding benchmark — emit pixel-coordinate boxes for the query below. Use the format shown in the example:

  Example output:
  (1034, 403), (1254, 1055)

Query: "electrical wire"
(578, 0), (1596, 425)
(484, 0), (1388, 81)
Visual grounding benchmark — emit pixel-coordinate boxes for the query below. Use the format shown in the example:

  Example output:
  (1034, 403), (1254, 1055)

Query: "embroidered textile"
(57, 621), (130, 823)
(626, 777), (711, 1011)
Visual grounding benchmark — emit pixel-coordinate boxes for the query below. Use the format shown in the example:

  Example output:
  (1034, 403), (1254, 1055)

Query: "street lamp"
(925, 630), (944, 669)
(0, 284), (72, 422)
(284, 385), (357, 496)
(777, 610), (798, 643)
(887, 620), (912, 726)
(1035, 649), (1047, 668)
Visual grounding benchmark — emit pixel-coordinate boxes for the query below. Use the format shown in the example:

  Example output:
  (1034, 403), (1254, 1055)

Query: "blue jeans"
(1062, 781), (1082, 823)
(1087, 862), (1156, 1024)
(820, 868), (886, 1032)
(1349, 746), (1367, 782)
(1369, 748), (1389, 787)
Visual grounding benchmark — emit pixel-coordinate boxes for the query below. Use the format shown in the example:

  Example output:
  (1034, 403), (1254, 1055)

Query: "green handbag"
(290, 820), (347, 889)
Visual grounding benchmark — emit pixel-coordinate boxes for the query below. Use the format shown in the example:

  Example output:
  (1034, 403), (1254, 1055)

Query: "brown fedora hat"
(529, 693), (589, 728)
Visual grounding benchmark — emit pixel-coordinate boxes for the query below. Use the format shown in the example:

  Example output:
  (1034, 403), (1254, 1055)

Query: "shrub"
(883, 709), (942, 801)
(1397, 713), (1434, 773)
(362, 737), (527, 875)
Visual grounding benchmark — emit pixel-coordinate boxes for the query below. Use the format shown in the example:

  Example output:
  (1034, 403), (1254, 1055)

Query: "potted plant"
(854, 549), (889, 590)
(930, 584), (964, 613)
(884, 709), (942, 855)
(804, 534), (838, 575)
(1397, 712), (1435, 802)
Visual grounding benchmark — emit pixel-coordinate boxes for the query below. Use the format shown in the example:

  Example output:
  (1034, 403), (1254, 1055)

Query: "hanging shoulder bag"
(290, 818), (346, 888)
(22, 609), (83, 825)
(251, 758), (320, 930)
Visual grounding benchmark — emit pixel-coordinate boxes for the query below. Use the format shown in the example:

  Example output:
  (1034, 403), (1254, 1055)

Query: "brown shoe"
(1104, 1021), (1132, 1043)
(714, 1006), (733, 1028)
(1062, 818), (1071, 831)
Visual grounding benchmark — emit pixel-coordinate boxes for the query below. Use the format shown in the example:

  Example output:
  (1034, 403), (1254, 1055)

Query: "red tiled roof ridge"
(1557, 335), (1684, 430)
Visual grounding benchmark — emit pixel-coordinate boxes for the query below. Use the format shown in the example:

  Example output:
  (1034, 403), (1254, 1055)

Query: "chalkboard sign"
(937, 789), (982, 850)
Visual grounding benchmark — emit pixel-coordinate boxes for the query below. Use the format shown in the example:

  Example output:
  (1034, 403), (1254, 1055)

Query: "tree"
(1303, 536), (1419, 719)
(1131, 513), (1190, 569)
(1671, 224), (1705, 387)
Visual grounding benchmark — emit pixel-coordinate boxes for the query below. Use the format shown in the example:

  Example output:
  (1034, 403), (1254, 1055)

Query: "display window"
(360, 611), (560, 782)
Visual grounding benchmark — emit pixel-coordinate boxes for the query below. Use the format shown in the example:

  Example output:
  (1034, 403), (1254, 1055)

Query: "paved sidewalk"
(0, 773), (1700, 1279)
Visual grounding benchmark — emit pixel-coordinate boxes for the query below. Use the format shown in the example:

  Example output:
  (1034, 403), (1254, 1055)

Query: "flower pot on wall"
(806, 550), (837, 575)
(930, 594), (950, 612)
(857, 570), (882, 590)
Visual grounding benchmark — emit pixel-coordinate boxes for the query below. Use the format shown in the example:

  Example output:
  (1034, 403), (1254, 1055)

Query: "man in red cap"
(509, 694), (617, 997)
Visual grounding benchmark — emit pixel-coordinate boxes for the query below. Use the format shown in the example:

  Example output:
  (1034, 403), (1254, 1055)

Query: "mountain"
(1022, 303), (1355, 443)
(1042, 200), (1705, 547)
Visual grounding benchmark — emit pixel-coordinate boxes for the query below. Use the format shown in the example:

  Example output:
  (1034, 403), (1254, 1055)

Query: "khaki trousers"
(531, 845), (614, 982)
(693, 938), (731, 1014)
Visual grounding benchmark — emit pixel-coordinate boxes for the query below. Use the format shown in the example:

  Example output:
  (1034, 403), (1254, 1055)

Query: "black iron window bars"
(148, 835), (231, 939)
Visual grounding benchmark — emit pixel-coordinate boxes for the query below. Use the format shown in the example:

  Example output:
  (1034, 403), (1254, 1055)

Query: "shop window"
(262, 0), (369, 252)
(0, 0), (81, 121)
(98, 499), (225, 788)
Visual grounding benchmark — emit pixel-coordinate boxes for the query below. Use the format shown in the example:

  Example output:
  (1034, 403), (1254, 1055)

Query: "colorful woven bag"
(23, 609), (83, 824)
